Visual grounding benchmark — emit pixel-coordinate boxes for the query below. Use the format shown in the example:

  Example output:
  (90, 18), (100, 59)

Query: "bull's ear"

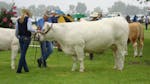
(47, 23), (50, 29)
(43, 22), (51, 34)
(42, 22), (49, 32)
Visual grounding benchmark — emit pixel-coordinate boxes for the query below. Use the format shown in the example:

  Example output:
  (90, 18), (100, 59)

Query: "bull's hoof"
(117, 67), (123, 71)
(58, 48), (62, 52)
(139, 53), (143, 57)
(71, 68), (77, 72)
(79, 69), (84, 72)
(71, 69), (75, 72)
(113, 66), (117, 69)
(134, 53), (138, 57)
(11, 67), (15, 70)
(134, 56), (138, 58)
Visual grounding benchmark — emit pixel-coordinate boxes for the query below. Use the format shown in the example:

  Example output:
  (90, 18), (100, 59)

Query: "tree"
(69, 4), (75, 14)
(108, 1), (126, 14)
(37, 5), (46, 16)
(0, 1), (10, 11)
(75, 2), (87, 14)
(47, 5), (60, 11)
(108, 1), (146, 15)
(137, 0), (150, 4)
(93, 7), (103, 13)
(28, 5), (36, 16)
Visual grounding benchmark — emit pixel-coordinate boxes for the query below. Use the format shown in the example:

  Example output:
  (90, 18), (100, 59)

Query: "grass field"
(0, 27), (150, 84)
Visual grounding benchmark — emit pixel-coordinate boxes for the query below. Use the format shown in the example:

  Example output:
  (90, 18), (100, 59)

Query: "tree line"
(0, 1), (148, 17)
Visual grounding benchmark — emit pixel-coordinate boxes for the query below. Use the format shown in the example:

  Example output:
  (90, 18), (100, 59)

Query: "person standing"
(133, 15), (138, 22)
(36, 11), (53, 68)
(125, 15), (131, 23)
(15, 9), (36, 73)
(49, 10), (63, 51)
(50, 10), (58, 23)
(89, 12), (101, 60)
(145, 15), (149, 30)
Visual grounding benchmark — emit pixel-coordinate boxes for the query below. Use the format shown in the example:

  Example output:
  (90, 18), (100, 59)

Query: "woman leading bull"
(15, 9), (37, 73)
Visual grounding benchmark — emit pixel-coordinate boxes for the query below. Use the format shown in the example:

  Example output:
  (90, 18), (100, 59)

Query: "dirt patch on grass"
(144, 60), (150, 66)
(128, 60), (150, 66)
(128, 61), (142, 65)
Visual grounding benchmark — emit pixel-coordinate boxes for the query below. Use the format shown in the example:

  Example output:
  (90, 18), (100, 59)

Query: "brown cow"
(128, 22), (144, 57)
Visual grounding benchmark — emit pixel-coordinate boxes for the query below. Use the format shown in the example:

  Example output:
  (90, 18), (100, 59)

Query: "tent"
(55, 10), (65, 15)
(72, 13), (86, 19)
(57, 15), (74, 22)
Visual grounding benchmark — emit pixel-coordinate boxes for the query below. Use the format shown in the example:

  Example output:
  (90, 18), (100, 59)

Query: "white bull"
(0, 28), (19, 69)
(0, 25), (37, 69)
(36, 17), (129, 72)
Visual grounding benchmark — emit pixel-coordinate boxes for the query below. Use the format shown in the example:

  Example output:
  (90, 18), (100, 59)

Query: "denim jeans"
(17, 36), (31, 72)
(40, 41), (53, 60)
(145, 23), (148, 30)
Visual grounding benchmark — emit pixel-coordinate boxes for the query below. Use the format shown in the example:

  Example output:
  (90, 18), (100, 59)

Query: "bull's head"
(34, 22), (53, 41)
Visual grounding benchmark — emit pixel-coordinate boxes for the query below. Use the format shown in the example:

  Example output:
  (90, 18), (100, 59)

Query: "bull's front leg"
(139, 41), (144, 57)
(133, 42), (138, 57)
(79, 58), (84, 72)
(124, 42), (128, 56)
(11, 44), (19, 70)
(74, 45), (85, 72)
(112, 45), (118, 69)
(71, 55), (78, 71)
(116, 45), (125, 71)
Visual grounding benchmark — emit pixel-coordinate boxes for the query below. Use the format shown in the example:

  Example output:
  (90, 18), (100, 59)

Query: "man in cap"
(88, 12), (102, 60)
(90, 12), (102, 21)
(49, 10), (58, 23)
(36, 11), (53, 68)
(49, 10), (63, 51)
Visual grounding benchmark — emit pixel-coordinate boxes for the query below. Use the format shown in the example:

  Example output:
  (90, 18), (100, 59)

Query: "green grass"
(0, 27), (150, 84)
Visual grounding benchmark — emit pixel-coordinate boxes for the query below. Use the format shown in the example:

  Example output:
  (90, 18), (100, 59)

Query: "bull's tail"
(137, 22), (144, 57)
(139, 23), (144, 42)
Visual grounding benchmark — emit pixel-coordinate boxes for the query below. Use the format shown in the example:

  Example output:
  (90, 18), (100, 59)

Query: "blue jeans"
(40, 41), (53, 60)
(17, 36), (31, 73)
(145, 23), (148, 30)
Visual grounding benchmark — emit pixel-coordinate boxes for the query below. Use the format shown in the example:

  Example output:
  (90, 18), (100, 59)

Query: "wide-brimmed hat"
(21, 9), (32, 17)
(50, 10), (56, 14)
(90, 12), (99, 17)
(44, 11), (51, 17)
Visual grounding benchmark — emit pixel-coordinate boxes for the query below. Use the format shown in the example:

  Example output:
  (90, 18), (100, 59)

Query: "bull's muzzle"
(33, 33), (41, 41)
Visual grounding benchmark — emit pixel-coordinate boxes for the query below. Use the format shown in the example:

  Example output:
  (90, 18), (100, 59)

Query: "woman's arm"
(27, 18), (37, 33)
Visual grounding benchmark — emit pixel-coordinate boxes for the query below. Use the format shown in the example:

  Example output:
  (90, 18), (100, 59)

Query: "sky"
(0, 0), (148, 12)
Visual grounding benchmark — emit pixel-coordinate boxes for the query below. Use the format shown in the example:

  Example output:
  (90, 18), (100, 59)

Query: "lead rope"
(33, 34), (38, 64)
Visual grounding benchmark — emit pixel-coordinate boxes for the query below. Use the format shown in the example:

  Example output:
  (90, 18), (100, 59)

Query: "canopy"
(72, 13), (86, 19)
(57, 15), (74, 23)
(55, 10), (65, 15)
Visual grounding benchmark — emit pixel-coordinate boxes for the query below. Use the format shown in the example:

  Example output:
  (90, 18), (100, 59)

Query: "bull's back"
(87, 18), (128, 53)
(65, 17), (129, 53)
(129, 22), (144, 41)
